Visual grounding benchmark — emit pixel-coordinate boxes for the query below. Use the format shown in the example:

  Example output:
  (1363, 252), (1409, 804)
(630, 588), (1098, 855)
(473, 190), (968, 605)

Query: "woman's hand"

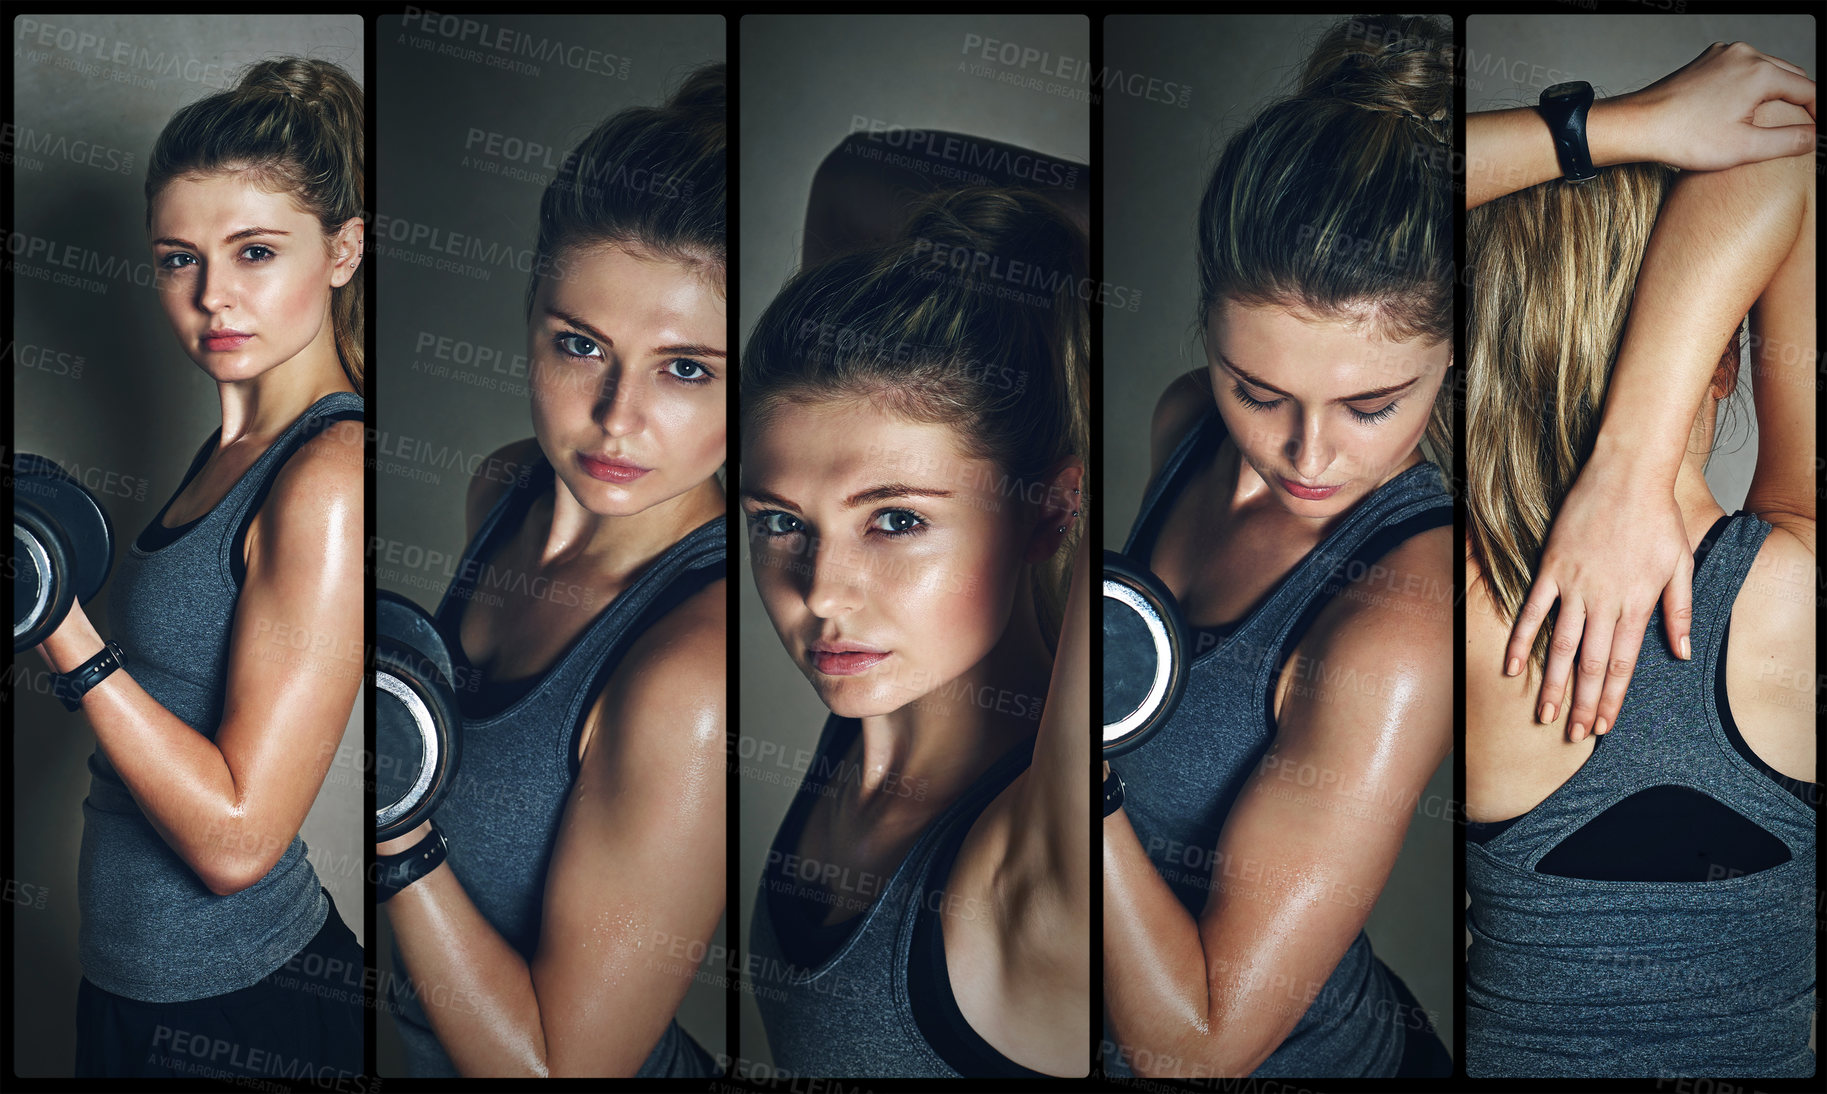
(1504, 456), (1692, 742)
(1619, 41), (1815, 171)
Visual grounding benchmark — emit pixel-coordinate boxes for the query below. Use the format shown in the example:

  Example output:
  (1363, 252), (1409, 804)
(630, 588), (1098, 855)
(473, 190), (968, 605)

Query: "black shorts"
(75, 888), (364, 1080)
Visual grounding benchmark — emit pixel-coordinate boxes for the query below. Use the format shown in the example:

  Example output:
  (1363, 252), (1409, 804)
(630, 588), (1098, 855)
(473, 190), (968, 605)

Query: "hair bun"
(1299, 15), (1453, 130)
(896, 188), (1085, 289)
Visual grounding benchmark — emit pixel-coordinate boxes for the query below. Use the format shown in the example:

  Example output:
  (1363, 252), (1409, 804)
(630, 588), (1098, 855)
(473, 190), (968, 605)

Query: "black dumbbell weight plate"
(13, 454), (114, 651)
(1103, 550), (1191, 757)
(374, 590), (462, 842)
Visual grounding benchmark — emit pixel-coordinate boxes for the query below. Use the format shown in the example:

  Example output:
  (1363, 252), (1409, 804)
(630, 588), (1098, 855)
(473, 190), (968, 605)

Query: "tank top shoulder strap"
(1688, 511), (1771, 666)
(1122, 406), (1225, 561)
(224, 391), (366, 585)
(432, 455), (551, 631)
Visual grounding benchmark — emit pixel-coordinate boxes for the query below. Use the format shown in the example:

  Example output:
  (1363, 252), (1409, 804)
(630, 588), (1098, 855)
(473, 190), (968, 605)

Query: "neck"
(536, 472), (724, 576)
(850, 579), (1052, 812)
(214, 323), (352, 446)
(1673, 457), (1728, 550)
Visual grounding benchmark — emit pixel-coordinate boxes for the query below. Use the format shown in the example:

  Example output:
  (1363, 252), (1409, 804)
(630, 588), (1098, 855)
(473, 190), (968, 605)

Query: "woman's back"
(1464, 508), (1816, 1078)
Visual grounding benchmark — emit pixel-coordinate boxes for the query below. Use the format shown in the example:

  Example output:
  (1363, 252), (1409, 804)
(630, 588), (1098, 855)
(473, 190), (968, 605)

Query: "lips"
(809, 640), (889, 677)
(1280, 477), (1342, 501)
(578, 453), (651, 483)
(201, 330), (252, 352)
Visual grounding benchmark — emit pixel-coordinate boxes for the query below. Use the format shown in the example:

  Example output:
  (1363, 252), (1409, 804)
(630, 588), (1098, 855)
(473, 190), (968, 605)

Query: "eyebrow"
(738, 483), (956, 510)
(545, 308), (727, 359)
(151, 227), (292, 249)
(1219, 353), (1420, 402)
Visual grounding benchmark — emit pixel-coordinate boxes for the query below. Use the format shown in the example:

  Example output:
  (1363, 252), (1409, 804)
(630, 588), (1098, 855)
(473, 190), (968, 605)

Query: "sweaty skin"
(379, 244), (729, 1077)
(39, 170), (364, 897)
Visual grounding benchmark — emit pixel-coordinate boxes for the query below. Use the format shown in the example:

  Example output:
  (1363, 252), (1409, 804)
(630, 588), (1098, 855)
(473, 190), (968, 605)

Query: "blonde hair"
(1467, 162), (1678, 669)
(146, 57), (365, 394)
(1197, 14), (1455, 466)
(743, 188), (1090, 649)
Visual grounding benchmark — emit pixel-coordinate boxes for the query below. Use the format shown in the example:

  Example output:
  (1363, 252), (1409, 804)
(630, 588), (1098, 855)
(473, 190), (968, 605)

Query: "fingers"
(1764, 64), (1817, 122)
(1661, 550), (1695, 662)
(1537, 597), (1584, 729)
(1566, 611), (1616, 743)
(1506, 578), (1557, 678)
(1592, 613), (1649, 741)
(1755, 50), (1813, 83)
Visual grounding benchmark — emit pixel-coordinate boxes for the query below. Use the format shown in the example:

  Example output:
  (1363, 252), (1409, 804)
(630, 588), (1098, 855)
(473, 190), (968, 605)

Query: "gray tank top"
(1466, 511), (1816, 1078)
(82, 391), (363, 1002)
(386, 456), (724, 1078)
(748, 714), (1035, 1076)
(1105, 408), (1452, 1078)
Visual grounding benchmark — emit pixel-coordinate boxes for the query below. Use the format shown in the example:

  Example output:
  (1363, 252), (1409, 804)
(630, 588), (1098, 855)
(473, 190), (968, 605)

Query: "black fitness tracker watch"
(54, 640), (127, 712)
(1538, 80), (1599, 183)
(1103, 766), (1126, 817)
(376, 822), (448, 902)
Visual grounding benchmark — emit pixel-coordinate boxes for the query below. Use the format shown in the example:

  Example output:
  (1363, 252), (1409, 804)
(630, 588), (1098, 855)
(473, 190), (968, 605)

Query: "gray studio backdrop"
(11, 14), (364, 1078)
(736, 14), (1090, 1069)
(372, 12), (726, 1075)
(1103, 13), (1459, 1055)
(1465, 13), (1814, 510)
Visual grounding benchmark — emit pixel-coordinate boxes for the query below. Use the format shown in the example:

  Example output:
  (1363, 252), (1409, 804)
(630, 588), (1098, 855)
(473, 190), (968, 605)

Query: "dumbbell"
(14, 454), (115, 653)
(374, 590), (462, 842)
(1103, 550), (1190, 757)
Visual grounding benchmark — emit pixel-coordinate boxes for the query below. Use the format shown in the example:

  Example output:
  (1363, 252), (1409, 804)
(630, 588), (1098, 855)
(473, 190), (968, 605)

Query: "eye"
(1230, 381), (1283, 413)
(869, 509), (926, 537)
(553, 332), (602, 360)
(241, 244), (276, 262)
(1349, 401), (1401, 425)
(749, 511), (804, 538)
(665, 358), (715, 384)
(158, 252), (197, 270)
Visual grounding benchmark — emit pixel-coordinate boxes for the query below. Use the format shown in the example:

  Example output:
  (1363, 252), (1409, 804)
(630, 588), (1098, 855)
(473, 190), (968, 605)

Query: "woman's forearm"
(1465, 98), (1640, 210)
(1102, 811), (1269, 1078)
(385, 863), (552, 1077)
(43, 611), (277, 895)
(1591, 151), (1813, 487)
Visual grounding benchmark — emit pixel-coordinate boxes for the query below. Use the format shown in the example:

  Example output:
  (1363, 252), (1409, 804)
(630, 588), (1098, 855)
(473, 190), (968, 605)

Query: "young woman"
(742, 187), (1090, 1077)
(1101, 15), (1455, 1078)
(1464, 45), (1815, 1078)
(32, 57), (366, 1078)
(376, 64), (728, 1078)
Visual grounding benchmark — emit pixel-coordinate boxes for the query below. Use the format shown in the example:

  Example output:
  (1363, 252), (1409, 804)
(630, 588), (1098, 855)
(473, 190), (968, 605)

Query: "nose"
(805, 537), (864, 619)
(197, 261), (235, 315)
(1283, 412), (1334, 482)
(596, 361), (645, 438)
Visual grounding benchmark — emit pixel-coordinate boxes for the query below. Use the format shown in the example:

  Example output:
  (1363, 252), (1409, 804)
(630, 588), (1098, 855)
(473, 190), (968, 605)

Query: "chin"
(808, 674), (901, 721)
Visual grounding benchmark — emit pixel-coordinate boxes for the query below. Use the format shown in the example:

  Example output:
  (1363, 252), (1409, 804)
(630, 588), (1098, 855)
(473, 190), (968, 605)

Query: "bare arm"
(39, 421), (365, 895)
(383, 582), (727, 1076)
(1103, 532), (1452, 1077)
(1466, 42), (1814, 210)
(1507, 97), (1817, 743)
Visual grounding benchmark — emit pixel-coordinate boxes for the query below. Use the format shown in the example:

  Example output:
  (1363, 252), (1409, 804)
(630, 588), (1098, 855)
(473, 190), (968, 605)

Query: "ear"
(1023, 458), (1085, 564)
(329, 215), (365, 289)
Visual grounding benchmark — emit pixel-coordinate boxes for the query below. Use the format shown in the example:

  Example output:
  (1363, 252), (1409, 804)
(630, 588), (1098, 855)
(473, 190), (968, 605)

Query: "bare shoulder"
(466, 437), (544, 541)
(1280, 524), (1454, 744)
(259, 418), (365, 532)
(579, 577), (728, 772)
(1148, 368), (1214, 479)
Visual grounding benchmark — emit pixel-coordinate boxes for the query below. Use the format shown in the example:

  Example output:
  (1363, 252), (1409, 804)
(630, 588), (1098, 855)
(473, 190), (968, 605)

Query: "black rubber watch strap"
(1538, 80), (1599, 183)
(55, 640), (127, 713)
(376, 823), (448, 903)
(1103, 767), (1126, 818)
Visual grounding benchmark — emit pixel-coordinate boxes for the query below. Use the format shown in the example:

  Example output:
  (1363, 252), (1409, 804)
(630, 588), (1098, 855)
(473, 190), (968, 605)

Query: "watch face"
(1543, 81), (1590, 103)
